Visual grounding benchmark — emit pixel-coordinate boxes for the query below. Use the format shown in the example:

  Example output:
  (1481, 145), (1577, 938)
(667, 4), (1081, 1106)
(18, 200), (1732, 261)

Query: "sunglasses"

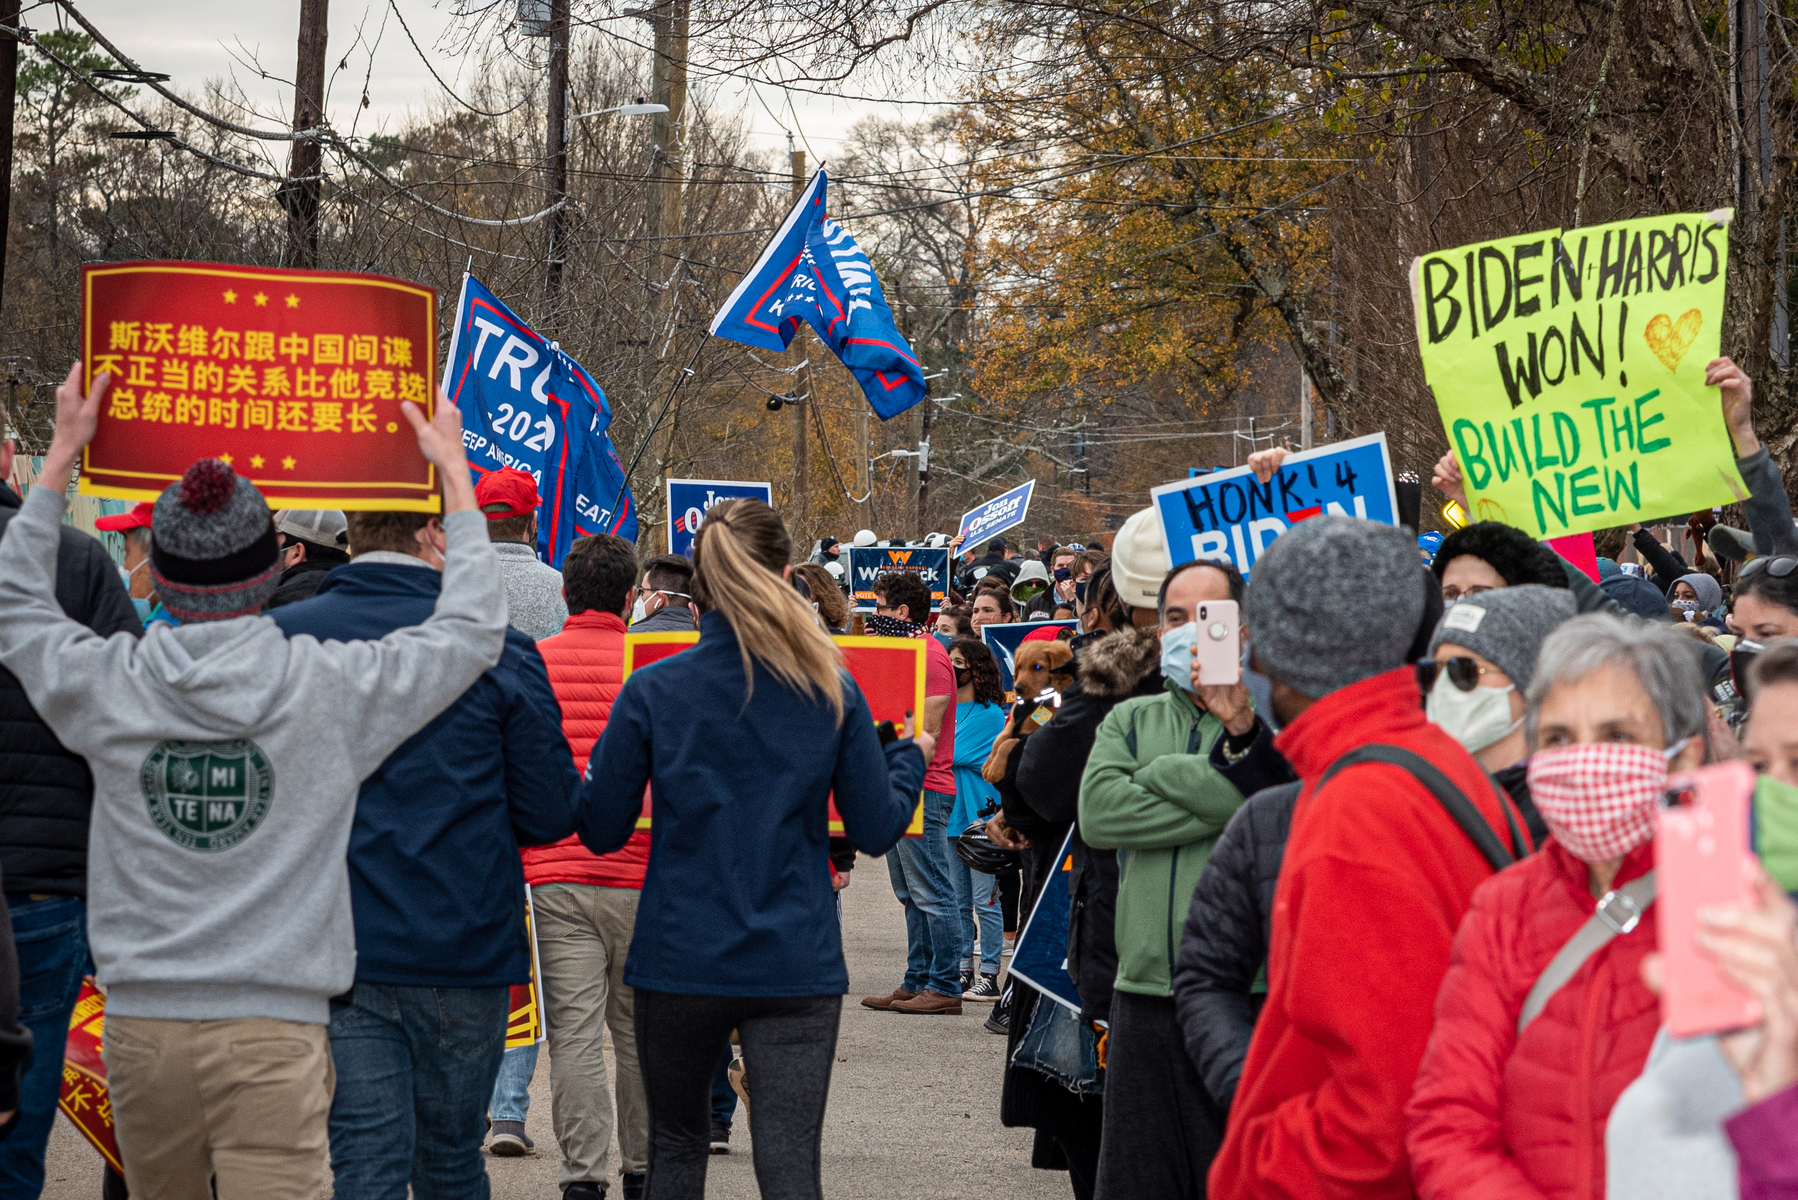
(1416, 656), (1502, 693)
(1740, 556), (1798, 580)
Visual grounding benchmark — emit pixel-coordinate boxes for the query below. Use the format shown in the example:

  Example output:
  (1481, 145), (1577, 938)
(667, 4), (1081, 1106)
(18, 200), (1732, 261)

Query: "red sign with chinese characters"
(59, 978), (122, 1174)
(80, 260), (440, 511)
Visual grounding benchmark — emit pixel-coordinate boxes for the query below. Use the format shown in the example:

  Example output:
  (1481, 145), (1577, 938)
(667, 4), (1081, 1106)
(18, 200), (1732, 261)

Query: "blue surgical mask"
(1159, 622), (1197, 691)
(130, 597), (153, 623)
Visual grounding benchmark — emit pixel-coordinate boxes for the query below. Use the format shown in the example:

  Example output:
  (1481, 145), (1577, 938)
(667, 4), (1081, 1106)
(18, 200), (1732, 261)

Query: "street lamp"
(571, 100), (669, 121)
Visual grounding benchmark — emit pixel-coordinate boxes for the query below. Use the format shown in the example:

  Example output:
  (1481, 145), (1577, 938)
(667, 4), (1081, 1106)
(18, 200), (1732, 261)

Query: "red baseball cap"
(474, 468), (540, 520)
(94, 502), (155, 532)
(1022, 625), (1069, 643)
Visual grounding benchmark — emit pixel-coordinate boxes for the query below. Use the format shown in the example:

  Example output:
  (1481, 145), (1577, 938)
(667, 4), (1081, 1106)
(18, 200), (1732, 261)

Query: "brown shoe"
(891, 989), (963, 1015)
(860, 987), (918, 1011)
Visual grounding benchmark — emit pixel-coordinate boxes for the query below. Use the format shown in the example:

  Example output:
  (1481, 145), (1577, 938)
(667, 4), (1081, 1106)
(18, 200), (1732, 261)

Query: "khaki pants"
(534, 883), (647, 1188)
(103, 1013), (334, 1200)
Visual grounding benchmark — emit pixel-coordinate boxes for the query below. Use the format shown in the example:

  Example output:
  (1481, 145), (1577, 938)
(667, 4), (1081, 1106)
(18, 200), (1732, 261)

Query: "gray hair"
(1524, 612), (1709, 750)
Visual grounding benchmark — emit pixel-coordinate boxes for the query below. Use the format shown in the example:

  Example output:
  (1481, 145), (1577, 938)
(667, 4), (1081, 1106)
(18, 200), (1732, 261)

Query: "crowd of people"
(0, 353), (1796, 1200)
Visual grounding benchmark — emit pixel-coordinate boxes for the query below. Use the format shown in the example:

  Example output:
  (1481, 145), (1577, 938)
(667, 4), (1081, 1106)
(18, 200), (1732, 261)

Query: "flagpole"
(610, 336), (705, 530)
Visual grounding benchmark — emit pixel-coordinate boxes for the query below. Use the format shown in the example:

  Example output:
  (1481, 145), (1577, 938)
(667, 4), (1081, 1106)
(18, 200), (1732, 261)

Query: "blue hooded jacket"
(270, 558), (578, 987)
(577, 610), (926, 996)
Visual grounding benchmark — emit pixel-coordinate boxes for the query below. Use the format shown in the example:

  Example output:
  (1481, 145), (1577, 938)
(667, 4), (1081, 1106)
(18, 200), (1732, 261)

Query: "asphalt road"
(41, 856), (1070, 1199)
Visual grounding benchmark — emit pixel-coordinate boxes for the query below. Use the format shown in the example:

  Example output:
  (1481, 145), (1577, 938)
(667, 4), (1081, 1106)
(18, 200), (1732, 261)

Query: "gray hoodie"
(0, 487), (507, 1024)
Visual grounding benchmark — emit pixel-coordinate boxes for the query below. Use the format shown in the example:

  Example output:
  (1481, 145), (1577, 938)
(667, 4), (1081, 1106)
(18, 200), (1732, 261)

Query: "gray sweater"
(492, 540), (567, 640)
(0, 487), (507, 1024)
(1606, 1030), (1744, 1200)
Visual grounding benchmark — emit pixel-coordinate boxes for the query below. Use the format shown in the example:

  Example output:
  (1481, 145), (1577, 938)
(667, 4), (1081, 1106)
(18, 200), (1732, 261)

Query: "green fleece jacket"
(1078, 680), (1245, 997)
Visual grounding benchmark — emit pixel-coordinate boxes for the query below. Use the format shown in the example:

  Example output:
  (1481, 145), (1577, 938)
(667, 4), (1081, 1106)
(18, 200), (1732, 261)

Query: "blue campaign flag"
(666, 477), (773, 558)
(1007, 828), (1082, 1014)
(980, 620), (1079, 694)
(1151, 432), (1398, 578)
(846, 545), (951, 611)
(709, 169), (925, 421)
(446, 275), (636, 567)
(956, 480), (1035, 549)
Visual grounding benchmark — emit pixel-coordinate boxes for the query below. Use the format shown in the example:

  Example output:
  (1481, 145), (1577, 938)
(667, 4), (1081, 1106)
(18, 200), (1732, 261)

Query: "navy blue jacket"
(578, 610), (925, 996)
(271, 559), (578, 987)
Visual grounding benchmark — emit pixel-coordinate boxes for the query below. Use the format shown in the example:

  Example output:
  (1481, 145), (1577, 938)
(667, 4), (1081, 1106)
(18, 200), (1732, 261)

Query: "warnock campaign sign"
(847, 545), (952, 612)
(981, 620), (1079, 695)
(1410, 211), (1748, 538)
(445, 275), (636, 567)
(1152, 432), (1399, 577)
(666, 478), (773, 558)
(709, 169), (926, 420)
(957, 479), (1035, 549)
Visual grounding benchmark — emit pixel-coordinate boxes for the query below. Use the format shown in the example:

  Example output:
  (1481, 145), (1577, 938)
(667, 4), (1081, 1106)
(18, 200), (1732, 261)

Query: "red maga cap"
(474, 467), (540, 520)
(93, 501), (155, 532)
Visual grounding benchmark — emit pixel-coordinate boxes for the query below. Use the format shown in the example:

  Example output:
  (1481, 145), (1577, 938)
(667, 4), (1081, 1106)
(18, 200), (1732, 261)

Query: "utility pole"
(1299, 366), (1314, 449)
(0, 0), (21, 345)
(856, 409), (871, 531)
(543, 0), (569, 299)
(643, 0), (689, 512)
(284, 0), (328, 268)
(789, 142), (809, 529)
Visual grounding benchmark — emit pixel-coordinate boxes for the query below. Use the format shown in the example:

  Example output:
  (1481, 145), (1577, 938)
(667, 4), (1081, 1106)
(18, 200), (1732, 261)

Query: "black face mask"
(954, 666), (972, 687)
(1074, 581), (1088, 604)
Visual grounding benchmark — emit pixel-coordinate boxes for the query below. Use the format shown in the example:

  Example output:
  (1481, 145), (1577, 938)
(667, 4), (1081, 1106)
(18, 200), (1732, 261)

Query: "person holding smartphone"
(1406, 614), (1706, 1199)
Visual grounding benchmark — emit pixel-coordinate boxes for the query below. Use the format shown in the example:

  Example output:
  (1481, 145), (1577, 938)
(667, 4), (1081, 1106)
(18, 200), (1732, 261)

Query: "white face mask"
(630, 597), (647, 624)
(1426, 674), (1520, 753)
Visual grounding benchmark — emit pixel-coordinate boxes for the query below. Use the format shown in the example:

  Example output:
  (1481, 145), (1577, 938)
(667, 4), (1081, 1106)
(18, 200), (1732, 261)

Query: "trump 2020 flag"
(446, 275), (637, 565)
(709, 169), (925, 420)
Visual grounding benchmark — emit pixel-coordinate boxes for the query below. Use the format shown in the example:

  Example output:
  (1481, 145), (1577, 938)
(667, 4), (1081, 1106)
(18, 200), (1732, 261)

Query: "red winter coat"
(1210, 666), (1530, 1200)
(521, 609), (650, 890)
(1406, 839), (1658, 1200)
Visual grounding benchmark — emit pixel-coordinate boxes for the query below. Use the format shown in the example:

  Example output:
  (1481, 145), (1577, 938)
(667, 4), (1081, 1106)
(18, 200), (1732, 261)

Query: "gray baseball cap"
(274, 508), (348, 549)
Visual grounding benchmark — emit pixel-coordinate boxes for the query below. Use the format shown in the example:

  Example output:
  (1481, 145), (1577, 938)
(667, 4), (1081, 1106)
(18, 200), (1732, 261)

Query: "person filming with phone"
(1078, 557), (1287, 1195)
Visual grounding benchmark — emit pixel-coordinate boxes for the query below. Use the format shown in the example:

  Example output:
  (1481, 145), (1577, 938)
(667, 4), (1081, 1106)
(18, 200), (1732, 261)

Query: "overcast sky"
(62, 0), (930, 161)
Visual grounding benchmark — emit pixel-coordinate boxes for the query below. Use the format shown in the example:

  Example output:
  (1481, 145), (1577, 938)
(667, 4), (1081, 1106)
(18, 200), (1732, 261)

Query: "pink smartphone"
(1194, 600), (1241, 687)
(1656, 759), (1761, 1038)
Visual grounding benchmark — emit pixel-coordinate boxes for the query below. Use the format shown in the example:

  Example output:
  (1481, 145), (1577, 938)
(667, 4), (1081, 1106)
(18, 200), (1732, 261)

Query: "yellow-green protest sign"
(1409, 211), (1747, 537)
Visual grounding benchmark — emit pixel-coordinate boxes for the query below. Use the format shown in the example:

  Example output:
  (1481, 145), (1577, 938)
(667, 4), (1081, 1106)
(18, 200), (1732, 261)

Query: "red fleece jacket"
(521, 609), (650, 890)
(1210, 666), (1527, 1199)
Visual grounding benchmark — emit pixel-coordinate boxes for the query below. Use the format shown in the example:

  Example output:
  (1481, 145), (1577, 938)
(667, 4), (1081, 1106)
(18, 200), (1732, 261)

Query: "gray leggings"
(634, 990), (841, 1200)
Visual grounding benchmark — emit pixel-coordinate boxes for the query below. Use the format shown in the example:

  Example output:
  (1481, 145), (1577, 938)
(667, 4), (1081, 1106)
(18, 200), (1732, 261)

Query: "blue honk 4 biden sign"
(1151, 433), (1400, 577)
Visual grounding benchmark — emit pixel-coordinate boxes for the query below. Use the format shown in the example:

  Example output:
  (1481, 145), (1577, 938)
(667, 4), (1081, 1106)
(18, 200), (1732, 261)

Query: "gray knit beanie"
(1245, 515), (1423, 699)
(1427, 584), (1577, 692)
(149, 459), (282, 622)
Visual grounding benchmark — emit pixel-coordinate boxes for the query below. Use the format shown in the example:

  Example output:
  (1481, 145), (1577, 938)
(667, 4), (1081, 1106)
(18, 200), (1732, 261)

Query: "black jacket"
(1631, 527), (1690, 596)
(261, 554), (345, 612)
(1014, 627), (1160, 1024)
(0, 485), (141, 896)
(1171, 781), (1298, 1109)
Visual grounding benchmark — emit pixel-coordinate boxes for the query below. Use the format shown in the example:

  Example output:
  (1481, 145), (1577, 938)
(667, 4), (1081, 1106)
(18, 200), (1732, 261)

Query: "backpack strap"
(1517, 870), (1656, 1035)
(1484, 773), (1533, 859)
(1318, 745), (1515, 874)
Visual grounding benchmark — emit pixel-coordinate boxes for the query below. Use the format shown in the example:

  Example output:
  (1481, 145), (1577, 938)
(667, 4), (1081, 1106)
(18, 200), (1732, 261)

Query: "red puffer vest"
(1406, 839), (1659, 1200)
(522, 609), (650, 890)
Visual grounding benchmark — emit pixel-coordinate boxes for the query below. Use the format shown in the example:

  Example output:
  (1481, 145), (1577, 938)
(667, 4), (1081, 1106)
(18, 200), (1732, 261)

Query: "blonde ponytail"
(692, 500), (846, 722)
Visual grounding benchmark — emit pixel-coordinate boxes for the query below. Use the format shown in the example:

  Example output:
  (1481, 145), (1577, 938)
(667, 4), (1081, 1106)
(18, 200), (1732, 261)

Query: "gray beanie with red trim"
(149, 459), (282, 621)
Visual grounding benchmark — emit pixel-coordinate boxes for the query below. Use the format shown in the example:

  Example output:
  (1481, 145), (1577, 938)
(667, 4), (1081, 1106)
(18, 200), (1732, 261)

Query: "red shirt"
(1210, 666), (1527, 1199)
(923, 634), (957, 795)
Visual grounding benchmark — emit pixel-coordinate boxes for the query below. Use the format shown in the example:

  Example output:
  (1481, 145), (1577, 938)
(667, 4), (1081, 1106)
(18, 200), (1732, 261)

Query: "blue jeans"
(885, 790), (962, 996)
(948, 858), (1003, 975)
(327, 982), (510, 1200)
(488, 1042), (537, 1123)
(0, 895), (87, 1200)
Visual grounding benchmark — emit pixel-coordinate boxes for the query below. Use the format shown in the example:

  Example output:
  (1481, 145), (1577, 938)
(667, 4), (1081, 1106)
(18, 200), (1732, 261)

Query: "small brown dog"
(982, 638), (1075, 784)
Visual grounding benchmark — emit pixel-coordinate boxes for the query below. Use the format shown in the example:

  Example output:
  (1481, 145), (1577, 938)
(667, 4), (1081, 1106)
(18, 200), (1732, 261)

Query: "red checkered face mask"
(1527, 740), (1686, 863)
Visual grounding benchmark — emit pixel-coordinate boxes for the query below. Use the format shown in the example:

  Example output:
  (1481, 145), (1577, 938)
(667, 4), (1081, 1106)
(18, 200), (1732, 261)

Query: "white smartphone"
(1194, 600), (1241, 686)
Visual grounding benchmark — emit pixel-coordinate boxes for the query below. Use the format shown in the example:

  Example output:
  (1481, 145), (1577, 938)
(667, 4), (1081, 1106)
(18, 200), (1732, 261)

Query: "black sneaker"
(966, 973), (1001, 1002)
(960, 968), (975, 993)
(984, 1004), (1010, 1035)
(710, 1122), (732, 1154)
(562, 1185), (604, 1200)
(622, 1173), (646, 1200)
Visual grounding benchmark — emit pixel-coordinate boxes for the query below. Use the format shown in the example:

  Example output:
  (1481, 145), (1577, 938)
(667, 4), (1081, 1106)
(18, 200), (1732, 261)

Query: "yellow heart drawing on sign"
(1644, 308), (1704, 372)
